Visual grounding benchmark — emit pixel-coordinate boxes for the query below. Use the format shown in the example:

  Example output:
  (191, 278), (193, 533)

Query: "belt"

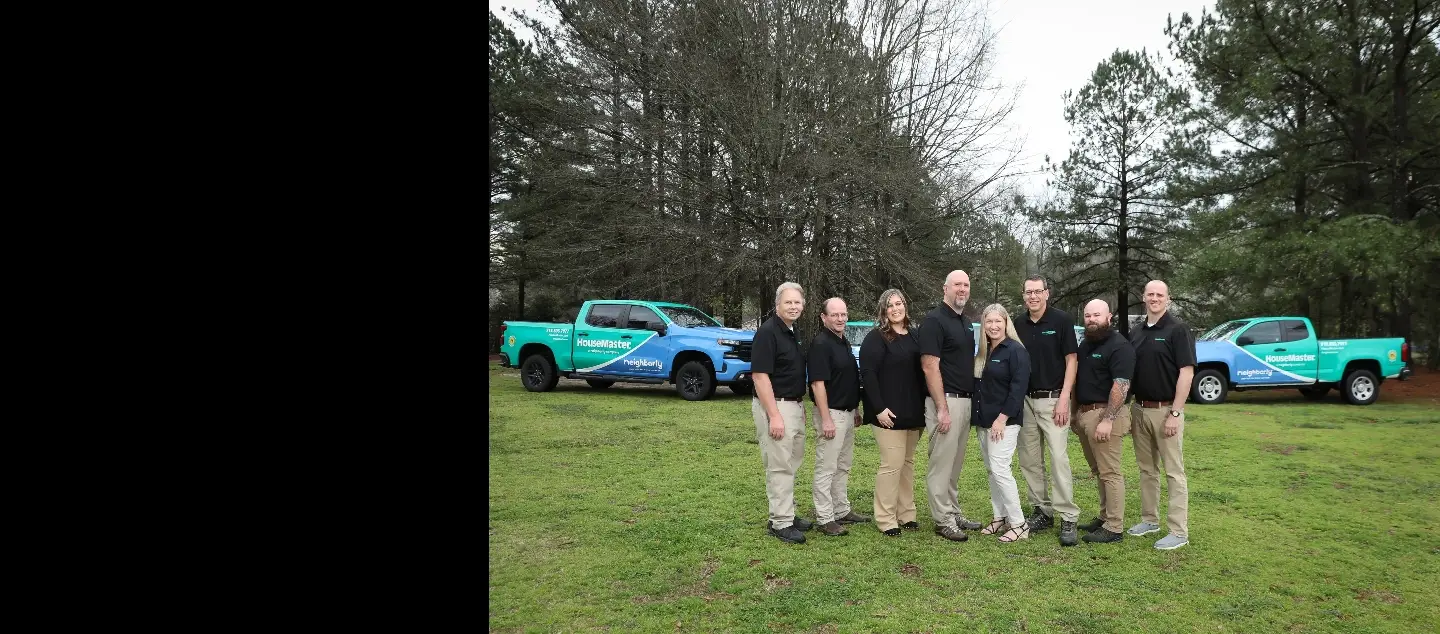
(776, 396), (804, 402)
(1028, 390), (1062, 398)
(1138, 400), (1172, 409)
(945, 391), (973, 399)
(1078, 403), (1105, 413)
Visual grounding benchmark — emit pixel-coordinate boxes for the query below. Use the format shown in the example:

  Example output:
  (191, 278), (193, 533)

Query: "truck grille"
(732, 341), (753, 362)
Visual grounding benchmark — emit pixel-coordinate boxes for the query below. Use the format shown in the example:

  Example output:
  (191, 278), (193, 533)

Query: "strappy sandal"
(980, 518), (1006, 535)
(998, 521), (1031, 543)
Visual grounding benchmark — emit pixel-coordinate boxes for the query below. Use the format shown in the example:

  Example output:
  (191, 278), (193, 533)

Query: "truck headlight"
(718, 339), (741, 347)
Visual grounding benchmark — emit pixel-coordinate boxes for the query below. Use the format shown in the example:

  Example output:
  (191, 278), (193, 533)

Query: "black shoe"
(769, 525), (806, 544)
(836, 511), (872, 524)
(956, 517), (983, 531)
(901, 521), (920, 530)
(792, 517), (814, 532)
(1081, 527), (1124, 543)
(1058, 521), (1079, 547)
(882, 527), (902, 537)
(1077, 516), (1104, 532)
(1027, 507), (1054, 531)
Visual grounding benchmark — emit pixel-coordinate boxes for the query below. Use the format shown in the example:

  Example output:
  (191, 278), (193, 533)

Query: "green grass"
(489, 365), (1439, 633)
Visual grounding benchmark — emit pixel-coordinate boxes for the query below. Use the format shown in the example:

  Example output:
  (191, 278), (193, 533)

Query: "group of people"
(748, 273), (1195, 551)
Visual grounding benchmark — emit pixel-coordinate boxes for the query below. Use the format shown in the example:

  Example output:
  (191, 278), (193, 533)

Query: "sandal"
(998, 522), (1031, 543)
(980, 518), (1006, 535)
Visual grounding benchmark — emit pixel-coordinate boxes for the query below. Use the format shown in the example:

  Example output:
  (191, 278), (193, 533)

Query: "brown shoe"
(836, 511), (872, 524)
(933, 524), (969, 542)
(819, 521), (848, 536)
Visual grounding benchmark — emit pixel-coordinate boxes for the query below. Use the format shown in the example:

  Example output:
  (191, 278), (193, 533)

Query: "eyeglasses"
(1022, 290), (1047, 296)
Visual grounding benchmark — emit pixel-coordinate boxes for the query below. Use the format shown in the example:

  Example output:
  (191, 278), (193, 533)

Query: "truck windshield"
(1201, 320), (1251, 341)
(658, 305), (721, 328)
(844, 324), (872, 346)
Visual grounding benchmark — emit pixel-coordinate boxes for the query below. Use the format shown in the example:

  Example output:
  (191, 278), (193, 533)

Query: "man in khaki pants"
(918, 270), (984, 542)
(1013, 275), (1082, 546)
(807, 297), (871, 536)
(1127, 280), (1194, 550)
(752, 282), (812, 544)
(1073, 299), (1136, 544)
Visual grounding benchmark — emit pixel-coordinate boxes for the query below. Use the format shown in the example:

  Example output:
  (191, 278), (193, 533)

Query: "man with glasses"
(808, 297), (871, 536)
(1013, 276), (1082, 546)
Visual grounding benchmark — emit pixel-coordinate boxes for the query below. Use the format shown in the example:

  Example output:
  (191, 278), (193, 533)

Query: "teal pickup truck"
(1193, 316), (1413, 405)
(499, 300), (755, 401)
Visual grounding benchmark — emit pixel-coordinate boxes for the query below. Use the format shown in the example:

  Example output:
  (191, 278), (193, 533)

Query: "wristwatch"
(1169, 409), (1183, 417)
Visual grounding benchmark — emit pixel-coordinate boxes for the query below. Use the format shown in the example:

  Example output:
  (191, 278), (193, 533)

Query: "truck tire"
(1342, 369), (1379, 405)
(1192, 369), (1228, 405)
(521, 354), (559, 393)
(729, 382), (753, 396)
(1299, 385), (1330, 401)
(586, 379), (615, 389)
(675, 360), (716, 401)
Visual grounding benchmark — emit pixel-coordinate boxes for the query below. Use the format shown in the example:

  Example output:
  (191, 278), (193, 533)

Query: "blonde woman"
(974, 303), (1033, 542)
(858, 289), (927, 536)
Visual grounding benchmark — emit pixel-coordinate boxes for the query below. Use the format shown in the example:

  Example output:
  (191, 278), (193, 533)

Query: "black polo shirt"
(808, 328), (860, 410)
(1015, 306), (1078, 392)
(976, 338), (1030, 428)
(1076, 330), (1136, 404)
(1128, 312), (1197, 401)
(917, 304), (975, 394)
(751, 315), (807, 399)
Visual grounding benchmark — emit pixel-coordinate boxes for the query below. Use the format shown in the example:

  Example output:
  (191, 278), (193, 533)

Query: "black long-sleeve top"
(976, 338), (1030, 428)
(858, 329), (926, 430)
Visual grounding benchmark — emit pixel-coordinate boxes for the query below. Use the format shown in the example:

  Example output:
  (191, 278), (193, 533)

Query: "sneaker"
(1026, 507), (1054, 531)
(819, 521), (848, 536)
(1081, 527), (1124, 543)
(769, 524), (806, 544)
(882, 527), (902, 537)
(956, 517), (983, 531)
(793, 517), (815, 532)
(1127, 522), (1161, 537)
(933, 524), (969, 542)
(1077, 516), (1104, 532)
(836, 511), (872, 524)
(1155, 534), (1189, 550)
(901, 521), (920, 530)
(1058, 521), (1079, 547)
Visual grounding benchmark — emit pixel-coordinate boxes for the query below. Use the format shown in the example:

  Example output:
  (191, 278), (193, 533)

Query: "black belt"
(1028, 390), (1062, 398)
(944, 391), (973, 399)
(775, 396), (804, 402)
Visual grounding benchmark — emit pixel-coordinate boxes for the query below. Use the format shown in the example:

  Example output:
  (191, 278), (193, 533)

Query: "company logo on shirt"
(1091, 353), (1103, 358)
(1042, 330), (1056, 335)
(1154, 338), (1166, 341)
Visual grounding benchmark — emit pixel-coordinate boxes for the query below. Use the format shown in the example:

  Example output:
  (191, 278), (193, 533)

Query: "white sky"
(491, 0), (1212, 197)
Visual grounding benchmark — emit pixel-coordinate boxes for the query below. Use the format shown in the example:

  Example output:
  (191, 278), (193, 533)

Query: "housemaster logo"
(589, 340), (633, 350)
(1264, 354), (1316, 363)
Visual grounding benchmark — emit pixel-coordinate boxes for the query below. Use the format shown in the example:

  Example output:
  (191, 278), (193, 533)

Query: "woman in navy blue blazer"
(974, 304), (1032, 543)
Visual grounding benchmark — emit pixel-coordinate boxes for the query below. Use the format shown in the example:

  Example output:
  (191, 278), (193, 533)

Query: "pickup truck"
(499, 300), (756, 401)
(1192, 316), (1412, 405)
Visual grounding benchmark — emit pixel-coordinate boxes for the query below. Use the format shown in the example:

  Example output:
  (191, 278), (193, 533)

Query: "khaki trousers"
(753, 398), (806, 529)
(1132, 405), (1189, 537)
(812, 408), (857, 524)
(1018, 397), (1081, 522)
(873, 427), (920, 532)
(924, 396), (973, 529)
(1073, 407), (1130, 533)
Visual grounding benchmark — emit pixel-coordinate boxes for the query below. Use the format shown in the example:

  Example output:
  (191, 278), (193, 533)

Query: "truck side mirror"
(646, 323), (667, 336)
(1236, 335), (1253, 346)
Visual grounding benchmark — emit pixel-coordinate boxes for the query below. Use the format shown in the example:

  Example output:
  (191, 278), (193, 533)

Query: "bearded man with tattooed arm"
(1072, 299), (1136, 544)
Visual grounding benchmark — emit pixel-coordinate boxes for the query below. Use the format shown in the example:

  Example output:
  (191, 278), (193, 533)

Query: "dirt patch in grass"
(1355, 589), (1403, 604)
(899, 563), (921, 577)
(763, 573), (793, 591)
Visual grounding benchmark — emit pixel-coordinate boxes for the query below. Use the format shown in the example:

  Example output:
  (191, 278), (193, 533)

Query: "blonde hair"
(974, 303), (1023, 377)
(874, 288), (912, 342)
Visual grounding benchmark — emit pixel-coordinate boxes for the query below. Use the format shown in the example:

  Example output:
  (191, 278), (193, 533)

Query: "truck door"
(1277, 319), (1320, 381)
(614, 305), (668, 377)
(1236, 320), (1311, 385)
(573, 303), (635, 373)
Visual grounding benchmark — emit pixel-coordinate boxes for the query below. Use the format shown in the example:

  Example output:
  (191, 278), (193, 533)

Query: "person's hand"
(989, 425), (1004, 442)
(1095, 419), (1113, 442)
(769, 414), (785, 440)
(935, 405), (952, 434)
(1165, 411), (1181, 437)
(821, 417), (837, 439)
(1053, 399), (1070, 428)
(877, 408), (896, 429)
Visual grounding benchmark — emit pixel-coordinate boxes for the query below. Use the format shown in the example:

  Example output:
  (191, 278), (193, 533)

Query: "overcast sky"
(491, 0), (1212, 197)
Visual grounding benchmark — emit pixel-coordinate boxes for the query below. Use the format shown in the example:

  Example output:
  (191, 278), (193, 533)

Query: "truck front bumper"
(716, 361), (753, 383)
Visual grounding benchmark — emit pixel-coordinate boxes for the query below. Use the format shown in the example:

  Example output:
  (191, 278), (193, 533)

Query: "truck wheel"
(1342, 370), (1379, 405)
(585, 379), (614, 389)
(1299, 385), (1330, 401)
(729, 382), (753, 396)
(1192, 369), (1228, 405)
(521, 354), (559, 392)
(675, 361), (716, 401)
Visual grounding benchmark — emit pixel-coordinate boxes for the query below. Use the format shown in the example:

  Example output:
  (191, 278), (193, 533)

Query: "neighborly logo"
(508, 335), (515, 346)
(1388, 350), (1397, 361)
(622, 358), (663, 370)
(1237, 369), (1274, 379)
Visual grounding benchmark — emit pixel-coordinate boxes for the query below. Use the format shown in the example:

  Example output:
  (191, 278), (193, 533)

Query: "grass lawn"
(488, 364), (1439, 633)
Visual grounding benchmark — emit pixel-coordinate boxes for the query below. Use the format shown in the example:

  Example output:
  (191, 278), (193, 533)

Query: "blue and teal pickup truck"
(1192, 316), (1413, 405)
(499, 300), (755, 401)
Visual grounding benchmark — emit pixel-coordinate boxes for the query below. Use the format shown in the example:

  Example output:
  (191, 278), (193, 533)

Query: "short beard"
(949, 297), (966, 312)
(1084, 324), (1112, 342)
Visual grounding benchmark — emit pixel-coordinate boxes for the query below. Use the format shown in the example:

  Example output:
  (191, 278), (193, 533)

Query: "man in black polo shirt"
(918, 269), (984, 541)
(1073, 299), (1135, 544)
(1013, 276), (1082, 546)
(752, 282), (813, 544)
(1126, 280), (1195, 550)
(807, 297), (871, 536)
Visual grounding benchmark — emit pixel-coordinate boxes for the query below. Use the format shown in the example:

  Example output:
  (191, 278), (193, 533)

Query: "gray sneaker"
(956, 517), (983, 531)
(1127, 522), (1161, 537)
(1155, 534), (1189, 550)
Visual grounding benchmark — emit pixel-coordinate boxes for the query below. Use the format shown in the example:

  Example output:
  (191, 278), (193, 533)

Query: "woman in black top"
(859, 288), (926, 536)
(973, 303), (1032, 542)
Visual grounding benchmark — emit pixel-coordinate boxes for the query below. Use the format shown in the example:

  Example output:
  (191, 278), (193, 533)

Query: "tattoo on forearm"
(1103, 378), (1130, 420)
